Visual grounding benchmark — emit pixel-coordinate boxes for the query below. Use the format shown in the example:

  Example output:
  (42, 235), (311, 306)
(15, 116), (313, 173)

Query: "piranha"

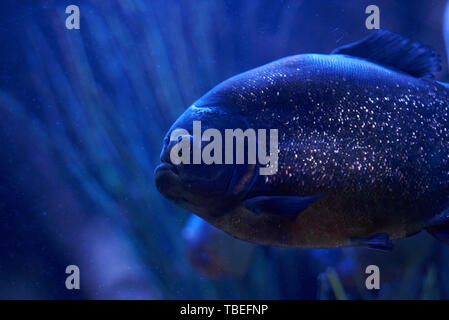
(182, 214), (254, 278)
(154, 30), (449, 250)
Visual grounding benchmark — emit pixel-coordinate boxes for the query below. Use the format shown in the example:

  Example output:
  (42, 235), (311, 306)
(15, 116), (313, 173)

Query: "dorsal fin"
(331, 29), (441, 78)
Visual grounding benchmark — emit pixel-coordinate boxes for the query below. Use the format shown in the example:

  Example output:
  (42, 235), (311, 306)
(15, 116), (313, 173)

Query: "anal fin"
(427, 226), (449, 245)
(349, 233), (393, 251)
(426, 206), (449, 246)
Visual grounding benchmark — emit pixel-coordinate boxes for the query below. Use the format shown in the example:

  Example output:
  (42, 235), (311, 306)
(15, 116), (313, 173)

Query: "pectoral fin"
(243, 195), (322, 218)
(349, 233), (393, 251)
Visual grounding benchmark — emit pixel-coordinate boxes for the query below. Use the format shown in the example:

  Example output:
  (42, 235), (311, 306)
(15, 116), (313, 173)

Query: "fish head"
(154, 104), (257, 217)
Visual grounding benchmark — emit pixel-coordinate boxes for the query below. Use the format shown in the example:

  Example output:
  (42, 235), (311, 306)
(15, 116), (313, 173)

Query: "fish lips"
(154, 162), (214, 214)
(154, 162), (239, 215)
(154, 162), (183, 201)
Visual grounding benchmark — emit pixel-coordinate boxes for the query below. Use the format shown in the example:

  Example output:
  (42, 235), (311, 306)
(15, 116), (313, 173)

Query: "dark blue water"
(0, 0), (447, 299)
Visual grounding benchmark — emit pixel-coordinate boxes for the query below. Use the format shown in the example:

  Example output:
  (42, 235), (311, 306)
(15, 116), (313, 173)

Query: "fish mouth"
(154, 162), (179, 177)
(154, 162), (198, 210)
(154, 162), (181, 199)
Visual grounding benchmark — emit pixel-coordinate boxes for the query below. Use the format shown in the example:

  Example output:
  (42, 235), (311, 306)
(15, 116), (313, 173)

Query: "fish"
(182, 214), (254, 279)
(154, 30), (449, 250)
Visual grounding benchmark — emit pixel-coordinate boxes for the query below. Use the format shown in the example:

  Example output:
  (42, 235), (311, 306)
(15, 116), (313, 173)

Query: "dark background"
(0, 0), (448, 299)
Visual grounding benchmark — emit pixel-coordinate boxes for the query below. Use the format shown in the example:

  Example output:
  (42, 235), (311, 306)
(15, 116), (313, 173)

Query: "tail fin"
(438, 2), (449, 88)
(444, 1), (449, 69)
